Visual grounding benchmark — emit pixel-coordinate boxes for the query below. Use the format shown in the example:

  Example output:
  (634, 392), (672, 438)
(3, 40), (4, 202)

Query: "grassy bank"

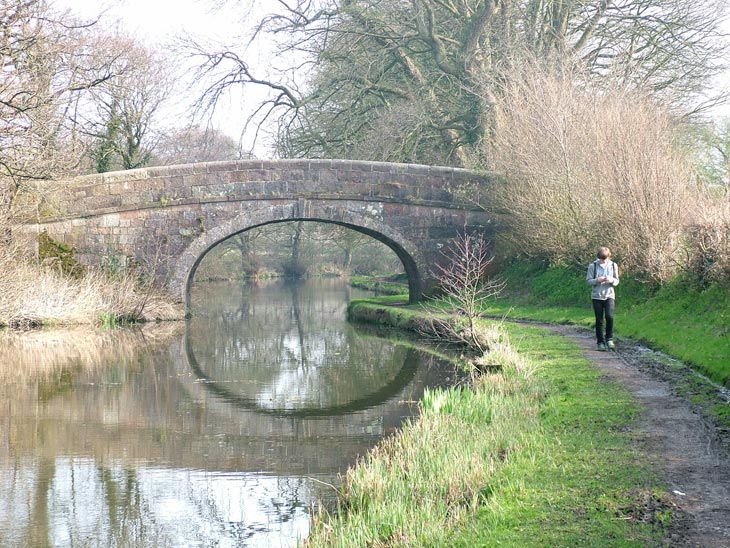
(350, 275), (410, 296)
(482, 261), (730, 388)
(304, 301), (667, 547)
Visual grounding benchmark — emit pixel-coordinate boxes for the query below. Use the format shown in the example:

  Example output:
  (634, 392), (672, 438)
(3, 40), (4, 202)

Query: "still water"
(0, 279), (458, 547)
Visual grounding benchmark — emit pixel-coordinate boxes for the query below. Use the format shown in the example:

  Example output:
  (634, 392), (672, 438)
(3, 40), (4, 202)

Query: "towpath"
(547, 325), (730, 547)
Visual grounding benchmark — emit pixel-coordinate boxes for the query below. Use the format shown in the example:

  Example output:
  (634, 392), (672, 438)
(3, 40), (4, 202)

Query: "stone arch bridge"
(21, 160), (496, 303)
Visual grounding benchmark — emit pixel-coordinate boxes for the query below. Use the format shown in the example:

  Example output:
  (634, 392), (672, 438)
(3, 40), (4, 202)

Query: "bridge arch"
(171, 201), (427, 303)
(19, 160), (496, 304)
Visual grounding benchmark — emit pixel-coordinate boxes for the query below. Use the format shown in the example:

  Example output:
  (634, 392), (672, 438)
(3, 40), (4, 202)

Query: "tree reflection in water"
(0, 279), (458, 547)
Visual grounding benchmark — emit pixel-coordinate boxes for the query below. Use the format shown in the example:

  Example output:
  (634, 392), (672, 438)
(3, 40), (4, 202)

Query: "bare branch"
(420, 232), (503, 354)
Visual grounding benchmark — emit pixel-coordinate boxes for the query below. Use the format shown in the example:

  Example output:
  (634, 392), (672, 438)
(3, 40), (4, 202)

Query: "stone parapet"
(41, 160), (495, 221)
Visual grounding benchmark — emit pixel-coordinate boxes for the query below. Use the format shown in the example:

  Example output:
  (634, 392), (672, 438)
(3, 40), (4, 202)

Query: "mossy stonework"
(38, 231), (86, 279)
(15, 160), (498, 303)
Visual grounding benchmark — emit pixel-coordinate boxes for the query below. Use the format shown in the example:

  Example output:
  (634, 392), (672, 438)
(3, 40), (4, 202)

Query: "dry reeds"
(0, 240), (182, 328)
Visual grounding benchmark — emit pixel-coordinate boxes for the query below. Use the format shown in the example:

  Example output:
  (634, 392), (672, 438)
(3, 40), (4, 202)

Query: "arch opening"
(171, 204), (429, 305)
(193, 220), (406, 281)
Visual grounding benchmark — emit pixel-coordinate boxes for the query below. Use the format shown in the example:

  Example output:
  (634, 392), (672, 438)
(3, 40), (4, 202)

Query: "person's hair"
(597, 247), (611, 260)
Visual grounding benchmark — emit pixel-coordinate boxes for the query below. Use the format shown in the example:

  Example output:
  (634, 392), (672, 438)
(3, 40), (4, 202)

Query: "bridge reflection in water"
(0, 279), (459, 547)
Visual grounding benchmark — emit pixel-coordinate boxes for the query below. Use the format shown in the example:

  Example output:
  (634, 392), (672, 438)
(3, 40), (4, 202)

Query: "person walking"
(586, 247), (620, 351)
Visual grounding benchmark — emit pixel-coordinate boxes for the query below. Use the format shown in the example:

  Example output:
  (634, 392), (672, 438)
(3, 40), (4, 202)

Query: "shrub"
(482, 65), (694, 285)
(684, 193), (730, 286)
(421, 233), (504, 354)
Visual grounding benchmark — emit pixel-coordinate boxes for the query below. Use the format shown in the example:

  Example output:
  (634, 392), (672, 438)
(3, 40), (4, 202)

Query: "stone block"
(102, 214), (120, 228)
(280, 159), (311, 171)
(339, 181), (369, 198)
(243, 169), (272, 182)
(203, 171), (234, 185)
(405, 163), (433, 176)
(159, 165), (196, 177)
(106, 183), (128, 196)
(350, 162), (374, 172)
(280, 169), (307, 182)
(205, 161), (237, 173)
(230, 181), (264, 197)
(88, 195), (122, 211)
(235, 159), (265, 171)
(428, 186), (453, 204)
(314, 169), (338, 186)
(333, 159), (355, 171)
(371, 161), (396, 173)
(428, 226), (459, 239)
(261, 181), (288, 196)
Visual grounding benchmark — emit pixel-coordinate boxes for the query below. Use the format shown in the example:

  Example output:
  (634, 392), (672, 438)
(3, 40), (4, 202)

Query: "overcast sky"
(56, 0), (245, 44)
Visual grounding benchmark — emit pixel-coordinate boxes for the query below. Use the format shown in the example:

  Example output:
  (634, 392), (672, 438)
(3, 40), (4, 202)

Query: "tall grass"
(305, 323), (542, 546)
(0, 256), (181, 328)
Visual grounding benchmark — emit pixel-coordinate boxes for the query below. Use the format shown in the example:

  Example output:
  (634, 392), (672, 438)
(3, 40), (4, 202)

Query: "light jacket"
(586, 259), (619, 300)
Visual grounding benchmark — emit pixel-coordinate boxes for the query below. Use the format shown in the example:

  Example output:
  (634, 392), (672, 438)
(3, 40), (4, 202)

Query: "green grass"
(351, 275), (410, 296)
(480, 261), (730, 388)
(447, 323), (663, 547)
(620, 282), (730, 385)
(304, 303), (667, 547)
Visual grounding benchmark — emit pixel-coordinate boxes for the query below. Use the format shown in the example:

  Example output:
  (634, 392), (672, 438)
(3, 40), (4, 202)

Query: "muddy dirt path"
(547, 325), (730, 547)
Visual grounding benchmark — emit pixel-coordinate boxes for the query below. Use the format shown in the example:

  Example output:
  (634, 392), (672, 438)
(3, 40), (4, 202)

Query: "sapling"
(421, 232), (504, 354)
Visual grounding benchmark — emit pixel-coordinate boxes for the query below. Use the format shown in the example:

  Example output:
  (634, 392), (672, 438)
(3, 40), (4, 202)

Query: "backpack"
(592, 260), (618, 280)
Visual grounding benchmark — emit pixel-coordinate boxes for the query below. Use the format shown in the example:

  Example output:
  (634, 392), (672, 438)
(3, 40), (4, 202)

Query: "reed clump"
(0, 254), (182, 328)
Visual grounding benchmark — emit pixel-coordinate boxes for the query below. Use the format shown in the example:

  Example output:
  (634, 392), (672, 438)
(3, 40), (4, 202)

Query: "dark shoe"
(597, 342), (607, 351)
(607, 339), (616, 350)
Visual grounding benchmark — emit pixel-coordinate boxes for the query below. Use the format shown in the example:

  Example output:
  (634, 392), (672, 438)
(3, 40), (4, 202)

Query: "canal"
(0, 278), (458, 547)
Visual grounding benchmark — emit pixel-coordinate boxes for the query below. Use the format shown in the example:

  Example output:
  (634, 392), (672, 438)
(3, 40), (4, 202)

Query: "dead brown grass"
(0, 220), (183, 328)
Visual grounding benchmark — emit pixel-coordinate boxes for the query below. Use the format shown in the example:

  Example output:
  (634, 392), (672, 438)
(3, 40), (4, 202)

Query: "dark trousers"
(592, 298), (615, 343)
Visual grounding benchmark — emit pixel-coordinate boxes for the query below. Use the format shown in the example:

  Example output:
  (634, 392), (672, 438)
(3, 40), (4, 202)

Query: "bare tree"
(302, 224), (372, 270)
(0, 0), (102, 208)
(150, 125), (244, 166)
(74, 36), (173, 173)
(0, 1), (131, 211)
(421, 232), (504, 354)
(695, 118), (730, 196)
(184, 0), (728, 165)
